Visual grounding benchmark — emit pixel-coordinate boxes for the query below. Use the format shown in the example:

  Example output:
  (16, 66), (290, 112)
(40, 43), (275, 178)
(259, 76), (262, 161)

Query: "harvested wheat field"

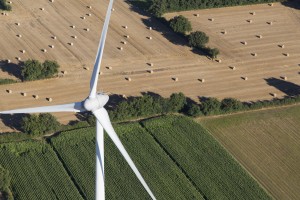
(199, 104), (300, 200)
(0, 1), (300, 131)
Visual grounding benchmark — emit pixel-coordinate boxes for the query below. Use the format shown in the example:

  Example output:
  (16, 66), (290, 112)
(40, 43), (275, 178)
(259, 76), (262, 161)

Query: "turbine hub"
(84, 93), (109, 111)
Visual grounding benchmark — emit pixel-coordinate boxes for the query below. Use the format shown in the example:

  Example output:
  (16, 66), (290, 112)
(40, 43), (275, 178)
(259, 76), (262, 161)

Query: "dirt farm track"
(0, 1), (300, 130)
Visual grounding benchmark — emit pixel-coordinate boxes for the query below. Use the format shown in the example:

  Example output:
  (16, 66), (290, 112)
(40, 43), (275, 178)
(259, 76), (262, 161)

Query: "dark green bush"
(189, 31), (209, 48)
(221, 98), (244, 113)
(201, 97), (221, 115)
(186, 103), (203, 117)
(21, 59), (60, 81)
(169, 15), (192, 35)
(206, 47), (220, 59)
(21, 113), (60, 136)
(0, 0), (11, 11)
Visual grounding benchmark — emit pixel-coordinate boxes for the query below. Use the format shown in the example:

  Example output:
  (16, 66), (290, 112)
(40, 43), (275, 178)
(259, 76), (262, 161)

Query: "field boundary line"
(140, 122), (208, 200)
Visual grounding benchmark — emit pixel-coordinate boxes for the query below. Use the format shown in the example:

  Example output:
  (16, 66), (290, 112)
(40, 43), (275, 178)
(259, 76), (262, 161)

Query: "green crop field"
(0, 141), (82, 200)
(0, 115), (272, 199)
(199, 105), (300, 200)
(142, 116), (271, 200)
(51, 123), (203, 200)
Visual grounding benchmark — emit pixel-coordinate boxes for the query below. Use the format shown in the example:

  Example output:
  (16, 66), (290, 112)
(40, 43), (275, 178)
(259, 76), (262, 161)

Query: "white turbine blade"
(95, 120), (105, 200)
(89, 0), (114, 98)
(93, 108), (156, 200)
(0, 102), (85, 114)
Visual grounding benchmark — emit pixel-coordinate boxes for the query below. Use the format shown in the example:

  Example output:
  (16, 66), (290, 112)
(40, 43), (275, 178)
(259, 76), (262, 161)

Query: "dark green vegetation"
(0, 141), (83, 199)
(148, 0), (284, 17)
(0, 79), (17, 85)
(142, 116), (271, 200)
(169, 15), (192, 35)
(0, 116), (271, 199)
(21, 59), (59, 81)
(188, 31), (209, 48)
(50, 123), (204, 200)
(0, 0), (11, 11)
(0, 165), (12, 200)
(21, 113), (60, 136)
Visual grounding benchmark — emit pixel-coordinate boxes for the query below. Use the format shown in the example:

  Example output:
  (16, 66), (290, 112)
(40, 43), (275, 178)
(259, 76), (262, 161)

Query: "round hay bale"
(269, 3), (274, 6)
(250, 12), (256, 15)
(230, 66), (236, 70)
(87, 5), (92, 9)
(17, 57), (21, 61)
(173, 77), (178, 82)
(42, 49), (47, 52)
(282, 76), (288, 80)
(81, 16), (86, 19)
(284, 53), (289, 57)
(52, 36), (57, 40)
(87, 13), (92, 16)
(85, 28), (90, 31)
(216, 59), (222, 63)
(7, 90), (12, 94)
(7, 1), (12, 4)
(16, 22), (20, 26)
(148, 70), (154, 74)
(258, 35), (263, 39)
(209, 18), (214, 21)
(22, 92), (27, 97)
(84, 66), (90, 70)
(71, 25), (75, 29)
(122, 41), (127, 45)
(247, 19), (253, 23)
(199, 78), (205, 83)
(252, 53), (257, 57)
(124, 25), (128, 29)
(99, 71), (103, 75)
(47, 98), (53, 102)
(148, 36), (152, 40)
(126, 77), (131, 81)
(21, 50), (25, 54)
(272, 93), (277, 97)
(50, 45), (54, 48)
(244, 77), (248, 80)
(69, 42), (74, 46)
(280, 44), (285, 48)
(7, 59), (11, 63)
(17, 34), (22, 38)
(149, 27), (152, 30)
(107, 66), (112, 70)
(222, 30), (227, 34)
(50, 0), (54, 2)
(62, 70), (67, 74)
(122, 94), (127, 99)
(72, 35), (77, 39)
(40, 8), (45, 11)
(112, 8), (115, 11)
(125, 35), (130, 38)
(119, 47), (123, 51)
(196, 14), (200, 17)
(34, 95), (39, 99)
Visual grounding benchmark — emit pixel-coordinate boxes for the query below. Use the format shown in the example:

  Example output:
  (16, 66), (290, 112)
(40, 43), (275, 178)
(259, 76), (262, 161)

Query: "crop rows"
(0, 141), (82, 200)
(51, 123), (203, 199)
(142, 115), (271, 200)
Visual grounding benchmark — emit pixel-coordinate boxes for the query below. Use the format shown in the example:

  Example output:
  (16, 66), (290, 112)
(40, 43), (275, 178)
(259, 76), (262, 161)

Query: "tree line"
(148, 0), (284, 17)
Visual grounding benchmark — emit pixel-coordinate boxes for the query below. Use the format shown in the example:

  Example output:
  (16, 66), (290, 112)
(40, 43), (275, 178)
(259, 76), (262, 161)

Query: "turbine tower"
(0, 0), (156, 199)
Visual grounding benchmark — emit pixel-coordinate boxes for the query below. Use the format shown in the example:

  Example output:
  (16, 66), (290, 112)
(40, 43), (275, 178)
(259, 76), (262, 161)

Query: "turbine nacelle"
(84, 93), (109, 111)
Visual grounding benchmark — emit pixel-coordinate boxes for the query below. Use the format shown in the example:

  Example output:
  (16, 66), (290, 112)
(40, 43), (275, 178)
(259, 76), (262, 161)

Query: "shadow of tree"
(265, 77), (300, 96)
(0, 114), (30, 132)
(0, 60), (23, 80)
(282, 0), (300, 10)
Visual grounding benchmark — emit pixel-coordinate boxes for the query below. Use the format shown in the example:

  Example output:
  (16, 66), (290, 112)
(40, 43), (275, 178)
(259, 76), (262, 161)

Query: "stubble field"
(199, 104), (300, 200)
(0, 1), (300, 132)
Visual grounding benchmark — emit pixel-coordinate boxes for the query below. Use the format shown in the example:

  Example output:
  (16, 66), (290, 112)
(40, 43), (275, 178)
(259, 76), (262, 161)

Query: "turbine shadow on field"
(0, 114), (29, 132)
(265, 78), (300, 96)
(282, 0), (300, 10)
(0, 60), (23, 80)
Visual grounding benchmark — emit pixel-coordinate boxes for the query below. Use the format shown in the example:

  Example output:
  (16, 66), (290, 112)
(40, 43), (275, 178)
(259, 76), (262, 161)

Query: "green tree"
(188, 31), (209, 48)
(21, 113), (60, 136)
(21, 59), (43, 81)
(148, 0), (166, 17)
(42, 60), (59, 79)
(0, 0), (11, 11)
(166, 92), (187, 112)
(207, 47), (220, 59)
(221, 98), (243, 112)
(201, 97), (221, 115)
(186, 103), (202, 117)
(169, 15), (192, 35)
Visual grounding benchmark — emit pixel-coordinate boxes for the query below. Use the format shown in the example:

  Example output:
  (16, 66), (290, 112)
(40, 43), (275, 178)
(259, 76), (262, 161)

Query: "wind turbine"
(0, 0), (156, 199)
